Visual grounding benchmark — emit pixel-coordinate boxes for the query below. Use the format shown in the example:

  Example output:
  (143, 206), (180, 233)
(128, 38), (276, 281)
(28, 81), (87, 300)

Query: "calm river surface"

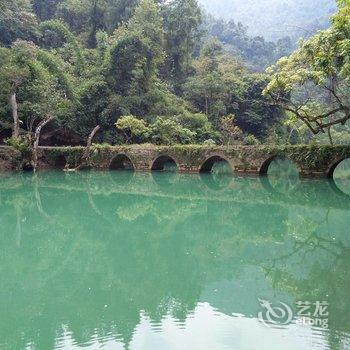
(0, 169), (350, 350)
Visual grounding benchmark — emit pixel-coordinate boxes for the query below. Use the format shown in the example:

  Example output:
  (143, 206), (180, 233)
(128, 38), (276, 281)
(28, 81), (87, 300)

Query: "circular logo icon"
(258, 299), (293, 327)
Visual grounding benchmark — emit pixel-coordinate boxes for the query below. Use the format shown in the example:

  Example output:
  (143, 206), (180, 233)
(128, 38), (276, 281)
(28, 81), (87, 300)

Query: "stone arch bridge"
(33, 144), (350, 178)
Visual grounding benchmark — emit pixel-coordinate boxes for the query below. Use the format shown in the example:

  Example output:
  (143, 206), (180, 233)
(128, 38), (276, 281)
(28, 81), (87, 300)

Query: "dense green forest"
(0, 0), (349, 147)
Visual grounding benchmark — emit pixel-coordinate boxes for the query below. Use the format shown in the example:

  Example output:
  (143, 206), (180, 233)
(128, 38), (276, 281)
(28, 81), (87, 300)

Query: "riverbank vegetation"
(0, 0), (349, 149)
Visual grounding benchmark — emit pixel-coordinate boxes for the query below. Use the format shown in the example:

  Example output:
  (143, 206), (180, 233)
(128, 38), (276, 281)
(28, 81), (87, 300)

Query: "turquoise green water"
(0, 168), (350, 350)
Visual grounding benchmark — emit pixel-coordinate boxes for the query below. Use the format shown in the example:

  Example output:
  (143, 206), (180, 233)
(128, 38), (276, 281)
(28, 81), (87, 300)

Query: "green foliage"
(55, 0), (106, 48)
(105, 0), (168, 120)
(70, 77), (110, 140)
(162, 0), (202, 90)
(184, 41), (279, 138)
(176, 113), (220, 142)
(39, 20), (84, 72)
(36, 49), (75, 99)
(32, 0), (63, 21)
(0, 0), (38, 46)
(108, 0), (164, 92)
(203, 139), (216, 146)
(0, 40), (74, 134)
(236, 73), (281, 138)
(243, 134), (260, 145)
(113, 112), (219, 145)
(115, 115), (149, 143)
(150, 116), (196, 145)
(264, 0), (350, 139)
(184, 38), (246, 126)
(5, 136), (31, 155)
(220, 114), (245, 145)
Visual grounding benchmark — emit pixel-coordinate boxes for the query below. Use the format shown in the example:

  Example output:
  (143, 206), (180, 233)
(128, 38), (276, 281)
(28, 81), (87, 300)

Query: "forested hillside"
(0, 0), (348, 149)
(203, 14), (294, 70)
(199, 0), (336, 41)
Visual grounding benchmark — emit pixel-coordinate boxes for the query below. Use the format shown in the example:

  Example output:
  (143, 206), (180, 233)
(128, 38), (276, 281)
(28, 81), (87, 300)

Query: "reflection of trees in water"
(211, 161), (233, 175)
(199, 159), (233, 190)
(152, 171), (179, 190)
(0, 172), (349, 348)
(200, 173), (232, 191)
(332, 178), (350, 196)
(332, 159), (350, 196)
(267, 158), (300, 194)
(262, 213), (350, 348)
(334, 159), (350, 180)
(268, 158), (299, 177)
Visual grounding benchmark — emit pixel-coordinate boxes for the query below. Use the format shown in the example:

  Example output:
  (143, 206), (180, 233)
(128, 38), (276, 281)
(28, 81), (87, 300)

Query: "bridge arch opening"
(54, 155), (67, 169)
(328, 158), (350, 179)
(151, 155), (178, 172)
(110, 154), (135, 171)
(199, 156), (233, 175)
(328, 158), (350, 196)
(260, 156), (299, 177)
(260, 156), (300, 194)
(22, 163), (34, 172)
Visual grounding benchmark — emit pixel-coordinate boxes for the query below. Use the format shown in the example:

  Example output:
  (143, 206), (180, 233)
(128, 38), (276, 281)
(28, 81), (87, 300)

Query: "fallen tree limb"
(69, 125), (100, 171)
(33, 116), (54, 172)
(10, 92), (20, 138)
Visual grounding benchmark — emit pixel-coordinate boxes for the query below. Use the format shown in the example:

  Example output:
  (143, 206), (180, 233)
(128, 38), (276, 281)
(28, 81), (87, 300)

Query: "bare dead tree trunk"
(122, 130), (132, 144)
(73, 125), (100, 171)
(33, 116), (54, 172)
(82, 125), (100, 159)
(10, 92), (19, 138)
(288, 127), (296, 143)
(205, 95), (209, 116)
(327, 126), (334, 146)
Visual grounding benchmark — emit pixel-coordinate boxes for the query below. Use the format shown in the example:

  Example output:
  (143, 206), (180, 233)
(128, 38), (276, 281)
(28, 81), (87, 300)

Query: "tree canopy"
(264, 0), (350, 141)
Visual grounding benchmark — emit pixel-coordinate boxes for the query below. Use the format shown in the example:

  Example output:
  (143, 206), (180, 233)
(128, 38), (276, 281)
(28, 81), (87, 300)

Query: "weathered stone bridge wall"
(1, 144), (350, 178)
(36, 144), (350, 178)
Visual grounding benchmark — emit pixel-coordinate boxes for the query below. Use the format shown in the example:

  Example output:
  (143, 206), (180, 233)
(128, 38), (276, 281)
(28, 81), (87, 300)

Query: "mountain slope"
(198, 0), (337, 41)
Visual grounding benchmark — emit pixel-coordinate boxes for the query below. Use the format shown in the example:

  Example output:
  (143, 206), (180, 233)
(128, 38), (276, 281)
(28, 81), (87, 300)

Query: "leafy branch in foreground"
(264, 0), (350, 137)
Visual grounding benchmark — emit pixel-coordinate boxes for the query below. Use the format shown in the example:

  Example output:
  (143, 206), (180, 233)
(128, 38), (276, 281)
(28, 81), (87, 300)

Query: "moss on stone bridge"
(1, 144), (350, 178)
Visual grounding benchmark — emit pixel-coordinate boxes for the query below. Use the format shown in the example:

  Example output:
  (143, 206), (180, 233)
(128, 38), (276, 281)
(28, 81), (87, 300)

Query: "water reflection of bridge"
(1, 172), (348, 210)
